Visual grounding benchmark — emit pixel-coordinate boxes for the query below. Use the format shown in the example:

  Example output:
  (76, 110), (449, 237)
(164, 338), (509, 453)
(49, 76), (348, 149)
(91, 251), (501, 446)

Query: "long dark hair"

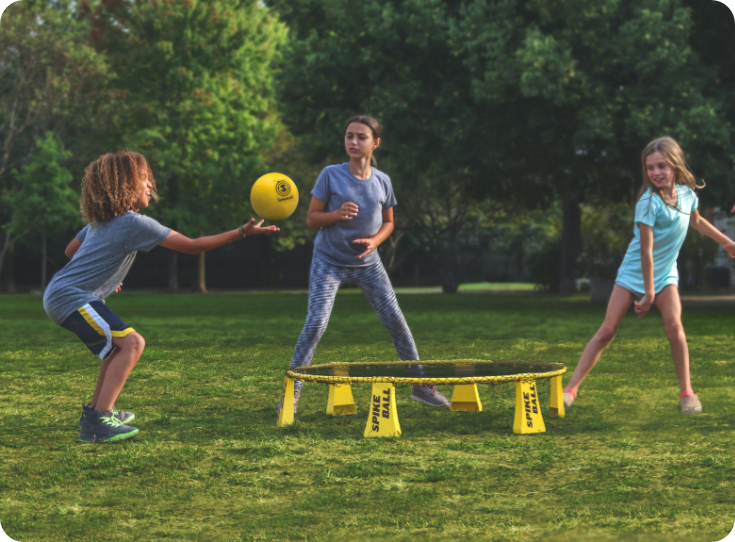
(344, 116), (382, 167)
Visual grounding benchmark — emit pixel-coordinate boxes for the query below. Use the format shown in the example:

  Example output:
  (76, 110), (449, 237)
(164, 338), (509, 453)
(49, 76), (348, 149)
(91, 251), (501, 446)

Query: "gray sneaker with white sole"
(411, 384), (449, 407)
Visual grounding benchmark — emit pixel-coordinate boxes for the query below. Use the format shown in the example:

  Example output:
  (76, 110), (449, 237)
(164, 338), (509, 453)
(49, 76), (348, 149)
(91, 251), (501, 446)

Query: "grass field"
(1, 291), (734, 542)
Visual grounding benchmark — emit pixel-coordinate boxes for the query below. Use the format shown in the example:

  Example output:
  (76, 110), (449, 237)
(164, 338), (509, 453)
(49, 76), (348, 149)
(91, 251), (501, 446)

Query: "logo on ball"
(275, 180), (291, 197)
(251, 172), (299, 221)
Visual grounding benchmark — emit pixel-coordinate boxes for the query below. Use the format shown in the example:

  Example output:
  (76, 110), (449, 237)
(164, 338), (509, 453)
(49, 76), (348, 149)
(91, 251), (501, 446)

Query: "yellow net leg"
(513, 379), (546, 434)
(364, 383), (401, 438)
(549, 375), (565, 418)
(276, 377), (295, 427)
(326, 383), (357, 416)
(450, 383), (483, 411)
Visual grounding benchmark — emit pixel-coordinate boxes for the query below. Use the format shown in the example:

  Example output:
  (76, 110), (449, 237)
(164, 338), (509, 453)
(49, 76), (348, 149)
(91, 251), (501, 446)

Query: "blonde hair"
(81, 151), (158, 224)
(637, 136), (704, 211)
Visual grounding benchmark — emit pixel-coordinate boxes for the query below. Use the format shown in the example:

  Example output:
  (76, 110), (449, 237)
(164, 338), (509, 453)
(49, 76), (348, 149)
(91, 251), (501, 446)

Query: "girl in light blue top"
(565, 137), (735, 416)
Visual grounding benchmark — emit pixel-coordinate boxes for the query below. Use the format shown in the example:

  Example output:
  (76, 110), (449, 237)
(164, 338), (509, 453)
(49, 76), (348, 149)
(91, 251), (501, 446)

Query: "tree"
(5, 132), (81, 289)
(82, 0), (288, 291)
(450, 0), (735, 292)
(272, 0), (735, 294)
(270, 0), (496, 292)
(0, 0), (110, 284)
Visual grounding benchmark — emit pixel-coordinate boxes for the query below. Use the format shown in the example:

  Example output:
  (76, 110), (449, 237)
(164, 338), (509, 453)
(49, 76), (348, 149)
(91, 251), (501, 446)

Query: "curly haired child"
(44, 150), (279, 442)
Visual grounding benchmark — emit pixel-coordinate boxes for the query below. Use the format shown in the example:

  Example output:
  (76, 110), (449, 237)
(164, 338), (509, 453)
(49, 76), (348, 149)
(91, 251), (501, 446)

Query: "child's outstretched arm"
(689, 210), (735, 257)
(159, 218), (279, 255)
(634, 224), (655, 319)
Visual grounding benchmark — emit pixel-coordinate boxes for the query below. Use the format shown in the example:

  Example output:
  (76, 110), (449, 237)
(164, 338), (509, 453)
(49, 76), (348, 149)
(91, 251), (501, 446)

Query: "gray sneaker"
(78, 409), (139, 443)
(79, 404), (135, 426)
(411, 384), (449, 407)
(276, 390), (301, 415)
(563, 392), (576, 410)
(681, 394), (702, 416)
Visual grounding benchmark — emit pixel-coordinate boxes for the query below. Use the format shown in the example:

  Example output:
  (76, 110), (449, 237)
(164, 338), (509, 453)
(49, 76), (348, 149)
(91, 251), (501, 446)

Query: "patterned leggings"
(290, 257), (423, 392)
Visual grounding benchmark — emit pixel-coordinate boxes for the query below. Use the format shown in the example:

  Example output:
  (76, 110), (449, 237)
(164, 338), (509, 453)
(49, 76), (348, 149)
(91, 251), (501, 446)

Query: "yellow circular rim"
(287, 359), (566, 385)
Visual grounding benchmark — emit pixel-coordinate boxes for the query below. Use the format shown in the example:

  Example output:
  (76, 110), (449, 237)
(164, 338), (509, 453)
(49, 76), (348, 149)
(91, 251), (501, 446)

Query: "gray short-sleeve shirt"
(311, 163), (397, 267)
(43, 211), (171, 324)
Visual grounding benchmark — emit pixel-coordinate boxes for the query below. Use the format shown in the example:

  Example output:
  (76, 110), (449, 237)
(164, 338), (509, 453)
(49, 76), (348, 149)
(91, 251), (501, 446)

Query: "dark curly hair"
(81, 151), (158, 223)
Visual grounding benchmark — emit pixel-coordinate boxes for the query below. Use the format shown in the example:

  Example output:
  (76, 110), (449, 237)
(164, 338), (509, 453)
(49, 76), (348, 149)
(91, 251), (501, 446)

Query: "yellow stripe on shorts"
(78, 306), (106, 336)
(111, 328), (134, 338)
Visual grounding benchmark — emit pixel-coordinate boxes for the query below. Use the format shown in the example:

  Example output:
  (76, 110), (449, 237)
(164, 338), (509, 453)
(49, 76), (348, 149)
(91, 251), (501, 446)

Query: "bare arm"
(65, 237), (82, 259)
(690, 210), (735, 256)
(352, 208), (394, 259)
(306, 196), (359, 229)
(634, 224), (654, 319)
(159, 218), (279, 255)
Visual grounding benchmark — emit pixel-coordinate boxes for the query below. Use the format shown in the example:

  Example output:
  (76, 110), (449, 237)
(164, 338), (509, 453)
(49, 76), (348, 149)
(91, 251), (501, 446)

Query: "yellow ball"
(250, 172), (299, 221)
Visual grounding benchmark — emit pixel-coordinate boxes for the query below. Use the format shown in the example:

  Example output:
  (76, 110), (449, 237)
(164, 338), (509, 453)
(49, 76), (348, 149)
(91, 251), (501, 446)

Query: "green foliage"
(2, 293), (735, 540)
(272, 0), (735, 294)
(271, 0), (503, 290)
(578, 203), (633, 279)
(83, 0), (288, 234)
(452, 0), (735, 205)
(678, 226), (721, 288)
(8, 132), (81, 237)
(488, 207), (562, 289)
(0, 0), (110, 273)
(0, 0), (110, 182)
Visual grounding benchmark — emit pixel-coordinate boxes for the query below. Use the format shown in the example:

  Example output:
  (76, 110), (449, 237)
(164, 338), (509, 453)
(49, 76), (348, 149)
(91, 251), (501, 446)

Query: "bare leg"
(566, 285), (635, 392)
(95, 332), (145, 413)
(654, 285), (692, 393)
(89, 347), (120, 409)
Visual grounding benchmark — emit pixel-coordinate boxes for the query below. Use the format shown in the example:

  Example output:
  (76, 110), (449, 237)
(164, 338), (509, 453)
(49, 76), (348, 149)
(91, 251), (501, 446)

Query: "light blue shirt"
(616, 186), (698, 295)
(311, 163), (397, 267)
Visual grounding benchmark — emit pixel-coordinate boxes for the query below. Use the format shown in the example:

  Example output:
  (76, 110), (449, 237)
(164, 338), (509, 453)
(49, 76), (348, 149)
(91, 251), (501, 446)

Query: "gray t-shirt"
(311, 163), (397, 267)
(43, 211), (171, 324)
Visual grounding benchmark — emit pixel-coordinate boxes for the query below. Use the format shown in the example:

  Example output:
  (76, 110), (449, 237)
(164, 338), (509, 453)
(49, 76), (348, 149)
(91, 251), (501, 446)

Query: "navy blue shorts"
(60, 301), (134, 360)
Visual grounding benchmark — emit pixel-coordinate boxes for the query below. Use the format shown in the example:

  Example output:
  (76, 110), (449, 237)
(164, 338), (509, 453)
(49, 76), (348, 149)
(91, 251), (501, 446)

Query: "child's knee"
(665, 321), (685, 341)
(594, 325), (617, 346)
(120, 332), (146, 356)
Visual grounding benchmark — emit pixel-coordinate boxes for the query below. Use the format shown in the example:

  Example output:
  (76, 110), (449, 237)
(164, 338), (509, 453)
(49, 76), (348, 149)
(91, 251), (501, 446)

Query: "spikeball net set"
(276, 359), (567, 437)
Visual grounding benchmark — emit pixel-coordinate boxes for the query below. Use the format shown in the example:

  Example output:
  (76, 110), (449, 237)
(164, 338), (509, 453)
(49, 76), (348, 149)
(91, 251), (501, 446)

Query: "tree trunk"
(559, 198), (581, 295)
(439, 244), (460, 294)
(0, 229), (12, 284)
(1, 236), (16, 293)
(193, 229), (207, 293)
(167, 176), (179, 291)
(41, 226), (47, 292)
(167, 251), (178, 291)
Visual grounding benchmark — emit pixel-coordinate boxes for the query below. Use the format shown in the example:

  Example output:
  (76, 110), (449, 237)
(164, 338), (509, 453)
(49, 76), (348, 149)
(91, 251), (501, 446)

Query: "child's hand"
(352, 238), (377, 259)
(241, 218), (280, 235)
(723, 240), (735, 258)
(337, 202), (359, 221)
(115, 283), (123, 293)
(634, 293), (654, 320)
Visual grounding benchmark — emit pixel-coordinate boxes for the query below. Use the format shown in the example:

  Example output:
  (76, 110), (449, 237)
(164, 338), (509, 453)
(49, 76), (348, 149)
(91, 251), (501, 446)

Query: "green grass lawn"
(1, 292), (734, 542)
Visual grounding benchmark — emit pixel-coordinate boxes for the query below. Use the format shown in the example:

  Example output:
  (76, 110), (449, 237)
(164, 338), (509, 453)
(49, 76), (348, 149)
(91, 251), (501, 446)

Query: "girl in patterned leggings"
(278, 116), (449, 414)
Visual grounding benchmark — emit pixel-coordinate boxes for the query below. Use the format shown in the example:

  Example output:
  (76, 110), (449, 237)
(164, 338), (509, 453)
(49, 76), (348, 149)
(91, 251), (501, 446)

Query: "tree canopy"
(272, 0), (735, 292)
(81, 0), (289, 288)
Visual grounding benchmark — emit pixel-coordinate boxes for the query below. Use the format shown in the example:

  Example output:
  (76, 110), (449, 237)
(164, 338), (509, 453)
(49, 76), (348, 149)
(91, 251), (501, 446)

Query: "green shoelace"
(100, 414), (124, 427)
